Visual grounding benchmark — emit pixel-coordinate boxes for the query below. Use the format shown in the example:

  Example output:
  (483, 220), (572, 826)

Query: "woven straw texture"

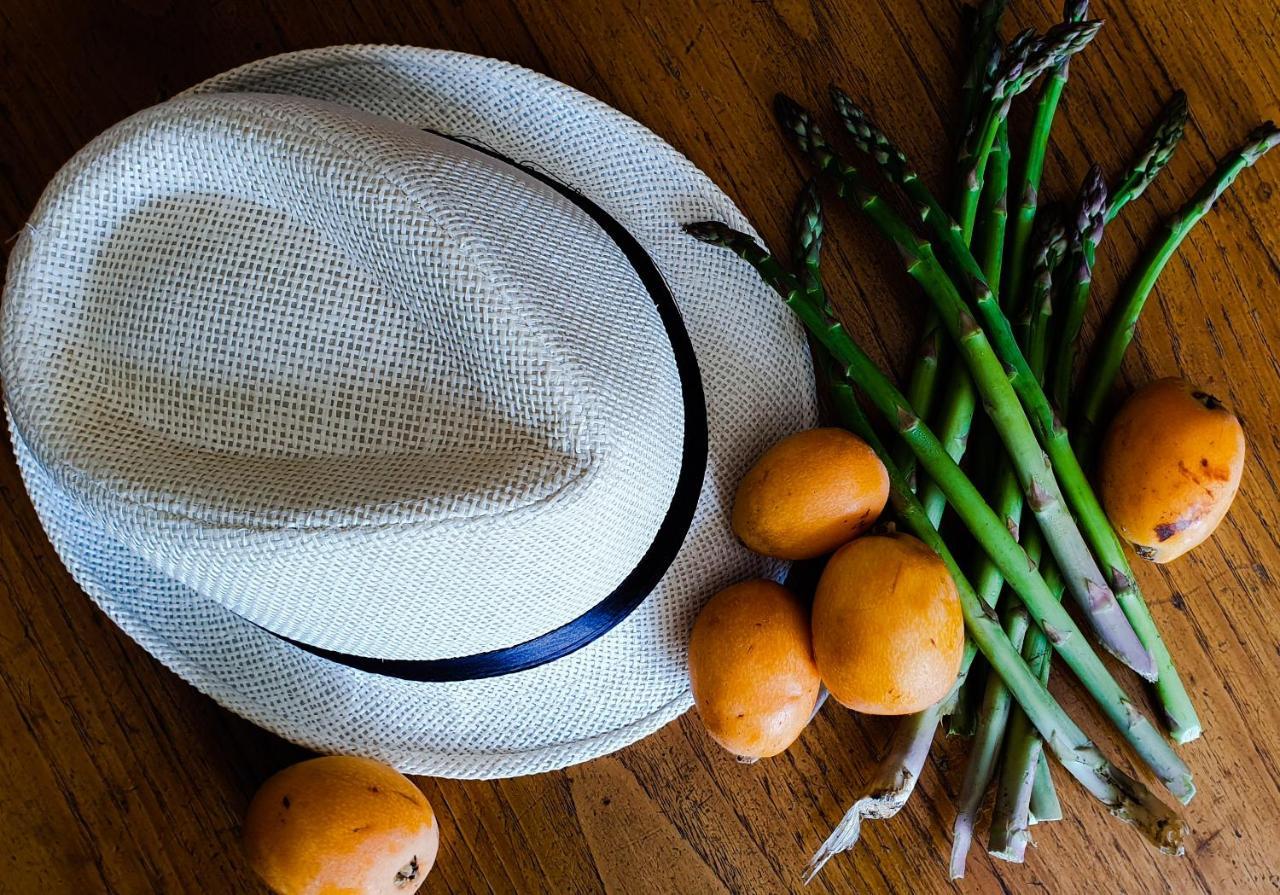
(2, 46), (817, 778)
(4, 93), (686, 661)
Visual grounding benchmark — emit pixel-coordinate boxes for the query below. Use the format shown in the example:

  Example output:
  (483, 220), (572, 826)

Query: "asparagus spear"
(787, 95), (1156, 679)
(1075, 121), (1280, 457)
(1029, 743), (1064, 824)
(958, 0), (1008, 144)
(1004, 0), (1089, 313)
(989, 222), (1071, 862)
(1049, 95), (1189, 418)
(683, 220), (1195, 804)
(931, 115), (1008, 737)
(959, 20), (1103, 238)
(991, 537), (1067, 860)
(895, 0), (1007, 489)
(950, 218), (1068, 875)
(822, 93), (1204, 739)
(919, 119), (1010, 537)
(1025, 215), (1071, 384)
(994, 83), (1191, 880)
(1107, 90), (1190, 224)
(950, 589), (1030, 878)
(1050, 166), (1108, 416)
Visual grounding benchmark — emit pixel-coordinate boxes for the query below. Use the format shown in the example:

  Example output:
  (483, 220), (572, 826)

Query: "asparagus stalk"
(895, 0), (1007, 489)
(919, 119), (1011, 541)
(1049, 95), (1188, 418)
(1029, 742), (1064, 823)
(1075, 121), (1280, 457)
(941, 119), (1011, 739)
(991, 93), (1192, 873)
(1004, 0), (1089, 311)
(1025, 215), (1070, 386)
(1107, 90), (1190, 224)
(950, 216), (1067, 875)
(942, 119), (1008, 737)
(1049, 166), (1108, 413)
(683, 220), (1195, 804)
(823, 93), (1204, 739)
(990, 226), (1070, 860)
(958, 0), (1008, 142)
(959, 20), (1103, 238)
(789, 95), (1156, 679)
(991, 539), (1067, 859)
(950, 590), (1030, 879)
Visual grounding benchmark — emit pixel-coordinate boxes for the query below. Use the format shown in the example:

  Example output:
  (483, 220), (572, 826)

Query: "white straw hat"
(1, 46), (816, 778)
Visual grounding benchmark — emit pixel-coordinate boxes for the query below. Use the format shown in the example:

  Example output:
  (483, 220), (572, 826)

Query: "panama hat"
(1, 46), (816, 778)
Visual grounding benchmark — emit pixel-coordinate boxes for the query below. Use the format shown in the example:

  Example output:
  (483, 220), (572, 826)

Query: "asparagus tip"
(682, 220), (734, 245)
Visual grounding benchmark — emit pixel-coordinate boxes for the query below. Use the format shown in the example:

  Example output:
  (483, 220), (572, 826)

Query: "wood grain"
(1, 0), (1278, 892)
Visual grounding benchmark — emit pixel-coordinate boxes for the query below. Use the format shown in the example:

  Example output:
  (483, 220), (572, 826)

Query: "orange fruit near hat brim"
(688, 579), (822, 758)
(811, 534), (964, 715)
(731, 427), (890, 560)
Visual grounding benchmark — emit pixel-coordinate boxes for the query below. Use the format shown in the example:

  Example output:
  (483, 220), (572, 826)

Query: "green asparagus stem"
(1107, 90), (1190, 223)
(1050, 166), (1108, 412)
(991, 528), (1068, 858)
(977, 522), (1049, 865)
(992, 247), (1068, 859)
(1026, 215), (1070, 381)
(960, 20), (1103, 238)
(895, 0), (1008, 491)
(958, 1), (1008, 140)
(822, 94), (1203, 739)
(683, 220), (1195, 804)
(1038, 200), (1201, 746)
(790, 95), (1156, 679)
(919, 120), (1010, 535)
(950, 198), (1059, 877)
(896, 322), (944, 490)
(950, 590), (1030, 878)
(975, 122), (1011, 299)
(1004, 0), (1089, 312)
(1049, 94), (1186, 417)
(1029, 741), (1064, 824)
(1075, 121), (1280, 457)
(945, 120), (1008, 738)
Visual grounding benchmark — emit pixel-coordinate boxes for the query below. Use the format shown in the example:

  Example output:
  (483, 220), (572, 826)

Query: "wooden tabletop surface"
(2, 1), (1278, 892)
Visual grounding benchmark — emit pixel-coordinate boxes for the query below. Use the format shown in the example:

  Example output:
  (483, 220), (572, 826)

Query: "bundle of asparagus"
(684, 0), (1278, 879)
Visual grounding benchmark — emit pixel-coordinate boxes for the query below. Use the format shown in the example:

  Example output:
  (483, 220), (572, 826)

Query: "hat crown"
(2, 93), (688, 661)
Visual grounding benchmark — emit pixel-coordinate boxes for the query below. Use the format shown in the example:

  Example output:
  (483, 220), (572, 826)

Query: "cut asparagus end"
(988, 828), (1031, 863)
(1028, 752), (1064, 823)
(949, 820), (974, 880)
(803, 705), (944, 882)
(1102, 766), (1189, 854)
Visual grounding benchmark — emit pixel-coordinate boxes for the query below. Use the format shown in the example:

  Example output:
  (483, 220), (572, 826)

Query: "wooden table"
(2, 1), (1278, 892)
